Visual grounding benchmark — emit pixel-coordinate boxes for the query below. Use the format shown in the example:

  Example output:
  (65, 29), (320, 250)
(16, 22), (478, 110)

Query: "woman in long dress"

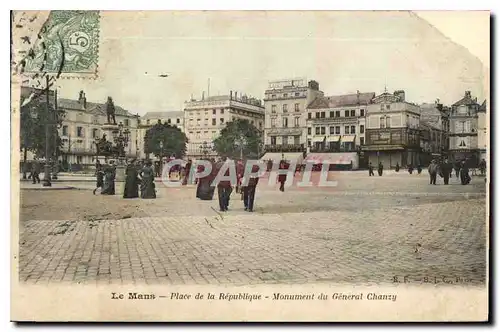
(197, 161), (216, 200)
(140, 160), (156, 199)
(123, 159), (140, 198)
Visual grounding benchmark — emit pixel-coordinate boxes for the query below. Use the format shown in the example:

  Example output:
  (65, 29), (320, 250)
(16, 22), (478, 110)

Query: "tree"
(144, 120), (188, 159)
(20, 95), (65, 161)
(213, 119), (261, 160)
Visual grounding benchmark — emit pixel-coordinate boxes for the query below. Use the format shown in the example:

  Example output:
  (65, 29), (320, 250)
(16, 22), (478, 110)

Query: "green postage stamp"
(23, 10), (100, 77)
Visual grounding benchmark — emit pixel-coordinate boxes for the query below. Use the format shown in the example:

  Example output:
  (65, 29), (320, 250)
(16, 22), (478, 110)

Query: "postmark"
(22, 10), (100, 78)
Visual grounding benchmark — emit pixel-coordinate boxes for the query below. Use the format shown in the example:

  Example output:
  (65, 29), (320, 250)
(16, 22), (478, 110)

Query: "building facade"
(136, 111), (185, 159)
(363, 90), (421, 168)
(418, 102), (450, 164)
(306, 91), (374, 153)
(184, 92), (264, 158)
(448, 91), (481, 165)
(477, 100), (487, 161)
(263, 78), (323, 154)
(57, 91), (140, 169)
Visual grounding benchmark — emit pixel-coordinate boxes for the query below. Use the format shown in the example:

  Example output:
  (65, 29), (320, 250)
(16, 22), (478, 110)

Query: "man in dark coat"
(454, 161), (461, 178)
(377, 162), (384, 176)
(417, 164), (422, 174)
(368, 162), (375, 176)
(93, 160), (104, 195)
(408, 163), (413, 174)
(182, 159), (192, 185)
(31, 158), (41, 184)
(460, 160), (471, 185)
(441, 158), (453, 185)
(428, 159), (438, 185)
(216, 159), (232, 211)
(278, 160), (289, 192)
(395, 162), (400, 172)
(243, 163), (260, 212)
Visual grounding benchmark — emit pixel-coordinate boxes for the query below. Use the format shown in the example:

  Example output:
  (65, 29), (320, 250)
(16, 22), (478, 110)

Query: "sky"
(54, 11), (489, 115)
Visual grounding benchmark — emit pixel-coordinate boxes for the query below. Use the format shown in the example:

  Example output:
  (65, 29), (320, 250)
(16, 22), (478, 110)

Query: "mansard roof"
(308, 92), (375, 109)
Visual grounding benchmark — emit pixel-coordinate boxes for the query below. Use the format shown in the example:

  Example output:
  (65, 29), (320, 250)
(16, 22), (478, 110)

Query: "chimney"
(465, 91), (471, 98)
(230, 90), (233, 100)
(357, 90), (360, 104)
(202, 91), (205, 100)
(235, 91), (238, 100)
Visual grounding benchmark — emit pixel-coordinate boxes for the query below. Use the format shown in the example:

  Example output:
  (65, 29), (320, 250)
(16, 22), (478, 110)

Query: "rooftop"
(308, 92), (375, 109)
(58, 98), (137, 117)
(142, 111), (184, 119)
(452, 91), (480, 107)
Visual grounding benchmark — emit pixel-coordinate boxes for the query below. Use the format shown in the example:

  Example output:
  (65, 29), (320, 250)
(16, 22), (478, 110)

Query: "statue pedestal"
(115, 163), (126, 196)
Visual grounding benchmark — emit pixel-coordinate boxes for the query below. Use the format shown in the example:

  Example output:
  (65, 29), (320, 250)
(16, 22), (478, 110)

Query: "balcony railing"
(264, 144), (305, 153)
(309, 146), (359, 153)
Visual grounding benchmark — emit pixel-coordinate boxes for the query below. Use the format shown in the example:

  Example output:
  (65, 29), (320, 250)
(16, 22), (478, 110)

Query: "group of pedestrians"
(367, 157), (483, 186)
(93, 159), (157, 199)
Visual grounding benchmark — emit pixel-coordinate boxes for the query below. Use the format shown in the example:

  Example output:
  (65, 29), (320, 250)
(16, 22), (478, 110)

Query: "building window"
(320, 127), (326, 135)
(282, 135), (288, 145)
(167, 119), (171, 124)
(330, 111), (334, 118)
(344, 126), (349, 134)
(345, 110), (349, 117)
(360, 125), (365, 134)
(272, 105), (277, 113)
(461, 121), (466, 133)
(212, 109), (216, 115)
(283, 104), (288, 112)
(386, 104), (390, 110)
(329, 126), (335, 134)
(146, 119), (150, 125)
(284, 93), (288, 98)
(294, 135), (300, 145)
(271, 136), (277, 145)
(176, 118), (180, 124)
(360, 109), (365, 116)
(315, 112), (320, 118)
(271, 94), (276, 98)
(308, 127), (312, 135)
(350, 110), (356, 117)
(380, 116), (386, 128)
(212, 119), (216, 126)
(220, 118), (224, 124)
(259, 122), (262, 129)
(320, 111), (325, 118)
(315, 127), (320, 135)
(360, 137), (365, 145)
(92, 128), (98, 138)
(283, 117), (288, 128)
(351, 125), (356, 134)
(335, 126), (340, 134)
(294, 103), (300, 112)
(294, 117), (299, 127)
(308, 113), (312, 119)
(251, 120), (254, 125)
(124, 119), (130, 126)
(62, 125), (68, 136)
(295, 92), (300, 97)
(386, 116), (391, 128)
(406, 114), (410, 126)
(77, 127), (84, 137)
(76, 156), (82, 164)
(336, 111), (341, 117)
(307, 139), (311, 147)
(271, 118), (276, 127)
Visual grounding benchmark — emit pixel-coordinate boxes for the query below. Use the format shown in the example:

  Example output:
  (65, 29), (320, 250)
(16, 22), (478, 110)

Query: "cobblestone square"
(17, 172), (488, 286)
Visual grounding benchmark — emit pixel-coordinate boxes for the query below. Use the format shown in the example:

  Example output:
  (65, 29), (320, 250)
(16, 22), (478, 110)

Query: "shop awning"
(313, 136), (325, 143)
(327, 135), (341, 142)
(260, 152), (304, 164)
(304, 152), (356, 165)
(341, 135), (356, 143)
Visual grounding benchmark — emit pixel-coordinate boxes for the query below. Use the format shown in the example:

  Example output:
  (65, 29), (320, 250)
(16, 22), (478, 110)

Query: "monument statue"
(105, 96), (117, 125)
(96, 134), (113, 156)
